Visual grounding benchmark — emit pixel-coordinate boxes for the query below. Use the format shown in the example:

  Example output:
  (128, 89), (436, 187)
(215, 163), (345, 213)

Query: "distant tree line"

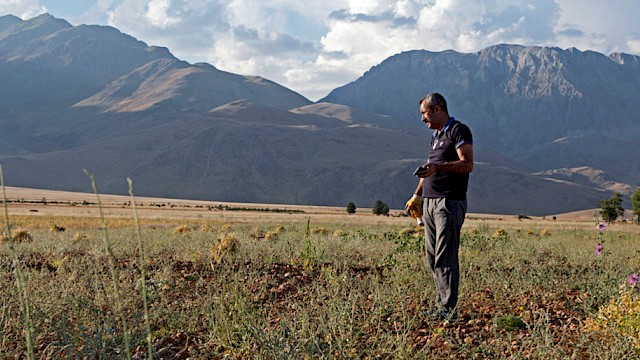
(345, 200), (390, 215)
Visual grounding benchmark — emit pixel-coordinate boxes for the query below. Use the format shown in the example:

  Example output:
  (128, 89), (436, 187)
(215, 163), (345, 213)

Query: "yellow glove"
(405, 194), (423, 219)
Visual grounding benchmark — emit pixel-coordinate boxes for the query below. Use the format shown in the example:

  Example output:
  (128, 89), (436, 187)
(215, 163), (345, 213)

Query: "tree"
(346, 202), (357, 214)
(632, 187), (640, 224)
(372, 200), (389, 216)
(598, 193), (625, 222)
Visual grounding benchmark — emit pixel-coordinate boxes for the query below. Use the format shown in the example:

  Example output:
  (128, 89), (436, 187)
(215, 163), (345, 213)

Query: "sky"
(1, 1), (639, 101)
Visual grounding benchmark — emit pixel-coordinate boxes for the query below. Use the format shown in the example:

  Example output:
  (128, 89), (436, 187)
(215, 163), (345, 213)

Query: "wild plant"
(299, 218), (318, 272)
(127, 178), (153, 360)
(85, 170), (131, 359)
(0, 165), (35, 360)
(210, 232), (238, 265)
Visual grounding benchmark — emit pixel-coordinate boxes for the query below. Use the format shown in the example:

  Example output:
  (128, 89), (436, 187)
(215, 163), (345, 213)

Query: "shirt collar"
(433, 117), (455, 137)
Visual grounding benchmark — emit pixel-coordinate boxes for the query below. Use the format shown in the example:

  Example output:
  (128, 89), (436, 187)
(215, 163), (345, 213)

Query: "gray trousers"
(422, 198), (467, 311)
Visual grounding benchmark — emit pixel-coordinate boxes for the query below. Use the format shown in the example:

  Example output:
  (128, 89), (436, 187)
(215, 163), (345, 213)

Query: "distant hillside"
(0, 13), (311, 154)
(321, 45), (640, 196)
(0, 14), (629, 215)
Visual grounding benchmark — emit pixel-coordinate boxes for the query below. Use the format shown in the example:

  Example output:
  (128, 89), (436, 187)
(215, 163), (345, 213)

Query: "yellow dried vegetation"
(49, 224), (66, 232)
(493, 228), (508, 238)
(2, 228), (34, 242)
(249, 227), (265, 240)
(72, 231), (89, 242)
(249, 224), (284, 241)
(399, 226), (422, 238)
(199, 223), (216, 233)
(210, 232), (238, 265)
(311, 226), (328, 235)
(171, 224), (192, 235)
(333, 229), (346, 237)
(584, 286), (640, 348)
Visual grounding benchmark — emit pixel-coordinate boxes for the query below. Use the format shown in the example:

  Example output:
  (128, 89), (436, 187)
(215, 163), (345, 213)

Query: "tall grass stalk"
(0, 165), (35, 360)
(127, 178), (153, 359)
(85, 170), (132, 359)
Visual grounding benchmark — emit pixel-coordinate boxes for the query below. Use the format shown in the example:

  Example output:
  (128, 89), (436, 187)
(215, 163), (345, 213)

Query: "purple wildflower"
(595, 243), (603, 256)
(597, 222), (606, 232)
(628, 273), (639, 286)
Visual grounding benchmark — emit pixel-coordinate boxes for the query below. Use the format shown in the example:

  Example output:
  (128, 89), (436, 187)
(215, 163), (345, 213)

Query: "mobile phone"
(413, 166), (425, 176)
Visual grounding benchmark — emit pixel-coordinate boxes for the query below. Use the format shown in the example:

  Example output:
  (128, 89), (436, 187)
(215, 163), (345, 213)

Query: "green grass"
(1, 215), (640, 358)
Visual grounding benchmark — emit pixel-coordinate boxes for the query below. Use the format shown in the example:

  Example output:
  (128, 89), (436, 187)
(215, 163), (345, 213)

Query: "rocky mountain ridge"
(1, 14), (635, 215)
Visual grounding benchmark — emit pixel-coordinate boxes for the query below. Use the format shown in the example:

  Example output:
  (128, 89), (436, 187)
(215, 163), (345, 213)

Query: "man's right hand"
(405, 194), (423, 219)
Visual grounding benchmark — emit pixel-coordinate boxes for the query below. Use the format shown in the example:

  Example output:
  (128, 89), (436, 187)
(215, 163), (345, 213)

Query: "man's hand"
(414, 163), (437, 178)
(405, 194), (423, 219)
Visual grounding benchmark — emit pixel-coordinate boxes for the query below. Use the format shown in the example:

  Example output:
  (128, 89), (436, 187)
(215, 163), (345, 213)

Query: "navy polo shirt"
(422, 117), (473, 200)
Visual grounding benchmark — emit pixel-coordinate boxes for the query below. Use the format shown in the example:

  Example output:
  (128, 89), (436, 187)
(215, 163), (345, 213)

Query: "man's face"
(420, 100), (442, 130)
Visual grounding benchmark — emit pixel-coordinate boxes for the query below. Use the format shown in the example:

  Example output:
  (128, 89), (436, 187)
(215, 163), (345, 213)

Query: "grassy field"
(2, 189), (640, 358)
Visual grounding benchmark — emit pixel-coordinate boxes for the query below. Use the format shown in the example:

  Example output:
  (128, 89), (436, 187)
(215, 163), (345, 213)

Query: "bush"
(584, 287), (640, 348)
(372, 200), (389, 216)
(346, 202), (356, 214)
(495, 314), (526, 331)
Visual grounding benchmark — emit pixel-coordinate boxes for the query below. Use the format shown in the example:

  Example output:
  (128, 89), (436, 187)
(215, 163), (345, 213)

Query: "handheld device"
(413, 166), (425, 176)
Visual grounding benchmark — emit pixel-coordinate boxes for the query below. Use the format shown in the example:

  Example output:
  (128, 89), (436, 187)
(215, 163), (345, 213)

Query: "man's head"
(419, 93), (449, 130)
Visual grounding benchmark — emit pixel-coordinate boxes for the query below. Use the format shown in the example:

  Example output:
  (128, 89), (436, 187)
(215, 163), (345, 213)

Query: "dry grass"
(11, 228), (33, 242)
(49, 224), (65, 232)
(171, 224), (192, 235)
(2, 190), (640, 358)
(210, 232), (238, 264)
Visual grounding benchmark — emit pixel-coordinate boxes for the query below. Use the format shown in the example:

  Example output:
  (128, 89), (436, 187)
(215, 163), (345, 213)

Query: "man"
(405, 92), (473, 321)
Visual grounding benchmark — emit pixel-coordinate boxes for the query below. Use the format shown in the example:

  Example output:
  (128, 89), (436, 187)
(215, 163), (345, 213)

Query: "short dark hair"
(419, 93), (448, 114)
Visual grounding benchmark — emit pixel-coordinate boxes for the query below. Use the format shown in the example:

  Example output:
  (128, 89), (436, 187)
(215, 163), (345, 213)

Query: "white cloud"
(628, 38), (640, 54)
(1, 0), (639, 101)
(555, 0), (640, 54)
(0, 0), (46, 19)
(145, 0), (180, 28)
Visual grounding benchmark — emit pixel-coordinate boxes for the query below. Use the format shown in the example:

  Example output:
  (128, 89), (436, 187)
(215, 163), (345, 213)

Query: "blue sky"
(2, 0), (639, 101)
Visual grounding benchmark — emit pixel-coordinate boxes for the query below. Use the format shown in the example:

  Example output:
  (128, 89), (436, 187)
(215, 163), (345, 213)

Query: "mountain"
(321, 45), (640, 199)
(0, 14), (630, 215)
(0, 14), (310, 153)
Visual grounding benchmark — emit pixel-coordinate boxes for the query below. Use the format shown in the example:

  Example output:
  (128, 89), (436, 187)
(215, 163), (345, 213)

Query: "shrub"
(249, 227), (266, 240)
(346, 202), (356, 214)
(210, 232), (238, 264)
(584, 286), (640, 348)
(171, 224), (192, 235)
(72, 232), (88, 242)
(311, 226), (328, 235)
(495, 314), (526, 331)
(11, 228), (33, 242)
(372, 200), (389, 216)
(49, 224), (66, 232)
(199, 223), (216, 233)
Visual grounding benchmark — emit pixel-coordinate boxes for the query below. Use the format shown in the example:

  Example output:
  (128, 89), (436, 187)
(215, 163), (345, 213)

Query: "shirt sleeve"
(453, 123), (473, 149)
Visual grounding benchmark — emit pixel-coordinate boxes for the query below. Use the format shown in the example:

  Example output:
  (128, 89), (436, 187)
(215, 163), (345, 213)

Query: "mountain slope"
(320, 44), (640, 196)
(0, 14), (311, 140)
(0, 15), (626, 215)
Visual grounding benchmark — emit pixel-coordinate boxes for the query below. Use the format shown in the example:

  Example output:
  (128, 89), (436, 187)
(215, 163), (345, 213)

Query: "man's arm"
(417, 143), (473, 178)
(413, 177), (424, 196)
(437, 143), (473, 173)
